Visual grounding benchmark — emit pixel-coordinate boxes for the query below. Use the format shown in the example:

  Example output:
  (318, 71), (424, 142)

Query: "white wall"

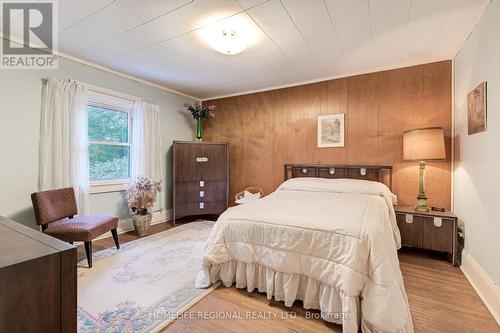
(0, 52), (195, 229)
(454, 0), (500, 285)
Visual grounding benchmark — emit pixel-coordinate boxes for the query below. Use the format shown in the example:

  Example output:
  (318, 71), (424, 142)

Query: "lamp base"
(415, 161), (430, 212)
(415, 204), (430, 212)
(415, 195), (429, 212)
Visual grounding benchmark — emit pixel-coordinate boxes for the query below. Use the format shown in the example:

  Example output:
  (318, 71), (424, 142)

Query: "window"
(87, 90), (134, 190)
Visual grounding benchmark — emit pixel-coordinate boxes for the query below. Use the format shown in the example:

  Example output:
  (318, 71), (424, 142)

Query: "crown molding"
(56, 51), (200, 100)
(0, 33), (200, 101)
(201, 58), (452, 101)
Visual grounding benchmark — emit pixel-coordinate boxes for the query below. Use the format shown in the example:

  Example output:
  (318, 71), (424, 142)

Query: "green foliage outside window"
(88, 106), (130, 181)
(89, 145), (129, 180)
(88, 106), (128, 142)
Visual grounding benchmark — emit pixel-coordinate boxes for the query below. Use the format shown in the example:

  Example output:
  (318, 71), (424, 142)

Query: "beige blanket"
(196, 178), (413, 333)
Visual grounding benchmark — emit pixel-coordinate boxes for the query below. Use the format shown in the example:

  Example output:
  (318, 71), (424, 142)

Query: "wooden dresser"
(0, 216), (77, 332)
(173, 141), (229, 226)
(395, 206), (459, 266)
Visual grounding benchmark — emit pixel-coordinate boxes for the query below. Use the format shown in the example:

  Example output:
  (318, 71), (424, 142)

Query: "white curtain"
(131, 100), (164, 210)
(39, 78), (90, 214)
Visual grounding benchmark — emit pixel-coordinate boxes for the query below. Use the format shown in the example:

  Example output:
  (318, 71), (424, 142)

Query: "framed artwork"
(467, 82), (487, 135)
(317, 114), (345, 148)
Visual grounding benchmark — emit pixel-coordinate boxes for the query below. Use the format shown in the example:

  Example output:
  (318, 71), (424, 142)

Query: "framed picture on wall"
(467, 82), (487, 135)
(317, 114), (345, 148)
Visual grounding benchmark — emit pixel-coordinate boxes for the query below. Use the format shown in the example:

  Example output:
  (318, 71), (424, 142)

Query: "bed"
(196, 164), (413, 333)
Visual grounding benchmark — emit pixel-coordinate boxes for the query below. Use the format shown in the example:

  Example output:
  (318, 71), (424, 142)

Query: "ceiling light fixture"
(198, 14), (259, 56)
(211, 29), (247, 55)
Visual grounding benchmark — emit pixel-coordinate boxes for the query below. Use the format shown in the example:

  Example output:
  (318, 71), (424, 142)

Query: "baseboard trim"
(93, 209), (173, 241)
(460, 249), (500, 325)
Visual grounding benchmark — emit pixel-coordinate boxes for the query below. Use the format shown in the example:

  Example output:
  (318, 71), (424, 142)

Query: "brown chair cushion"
(31, 188), (78, 225)
(44, 215), (118, 242)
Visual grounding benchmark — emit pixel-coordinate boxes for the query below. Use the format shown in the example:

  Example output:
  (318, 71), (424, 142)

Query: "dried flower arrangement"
(183, 101), (215, 119)
(125, 176), (162, 215)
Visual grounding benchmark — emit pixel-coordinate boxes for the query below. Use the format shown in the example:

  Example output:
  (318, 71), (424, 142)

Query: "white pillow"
(279, 178), (398, 205)
(235, 190), (262, 204)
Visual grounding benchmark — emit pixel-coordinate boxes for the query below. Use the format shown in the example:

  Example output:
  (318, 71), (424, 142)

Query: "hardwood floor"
(78, 221), (500, 333)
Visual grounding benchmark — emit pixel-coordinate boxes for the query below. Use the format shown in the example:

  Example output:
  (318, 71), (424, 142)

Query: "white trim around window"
(87, 89), (135, 193)
(89, 180), (129, 194)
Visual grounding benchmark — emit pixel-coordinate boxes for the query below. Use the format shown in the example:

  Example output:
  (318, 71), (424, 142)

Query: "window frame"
(87, 91), (134, 193)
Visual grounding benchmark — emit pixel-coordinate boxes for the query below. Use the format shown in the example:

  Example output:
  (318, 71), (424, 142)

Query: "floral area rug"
(77, 221), (218, 333)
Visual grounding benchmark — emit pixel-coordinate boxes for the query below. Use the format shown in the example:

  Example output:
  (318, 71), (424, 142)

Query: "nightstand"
(395, 206), (459, 266)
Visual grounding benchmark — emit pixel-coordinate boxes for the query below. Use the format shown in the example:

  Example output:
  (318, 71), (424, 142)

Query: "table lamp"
(403, 127), (446, 212)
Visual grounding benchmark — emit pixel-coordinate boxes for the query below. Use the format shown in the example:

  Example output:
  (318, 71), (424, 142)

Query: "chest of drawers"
(395, 206), (459, 266)
(172, 141), (229, 225)
(0, 216), (76, 332)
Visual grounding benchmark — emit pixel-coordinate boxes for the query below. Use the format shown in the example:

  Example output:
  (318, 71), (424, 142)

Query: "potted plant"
(126, 176), (162, 236)
(184, 102), (215, 141)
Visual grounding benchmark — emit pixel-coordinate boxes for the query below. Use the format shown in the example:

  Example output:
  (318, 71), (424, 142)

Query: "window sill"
(90, 181), (128, 194)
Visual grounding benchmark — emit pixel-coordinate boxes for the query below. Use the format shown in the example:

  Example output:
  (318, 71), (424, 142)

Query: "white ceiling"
(4, 0), (491, 99)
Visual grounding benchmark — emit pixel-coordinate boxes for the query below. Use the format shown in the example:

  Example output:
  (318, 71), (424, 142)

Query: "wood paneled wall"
(203, 61), (452, 208)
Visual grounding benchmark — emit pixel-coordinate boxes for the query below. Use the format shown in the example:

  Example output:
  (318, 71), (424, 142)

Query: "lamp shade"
(403, 127), (446, 161)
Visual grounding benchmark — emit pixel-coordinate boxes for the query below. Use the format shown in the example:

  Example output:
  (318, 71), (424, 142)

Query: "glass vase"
(196, 118), (203, 141)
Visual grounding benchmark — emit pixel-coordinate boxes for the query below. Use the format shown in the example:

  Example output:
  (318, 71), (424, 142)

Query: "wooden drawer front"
(173, 143), (203, 181)
(176, 181), (200, 192)
(203, 181), (227, 191)
(176, 181), (226, 191)
(0, 254), (61, 332)
(175, 201), (227, 217)
(318, 168), (346, 179)
(201, 144), (228, 181)
(396, 213), (423, 248)
(423, 218), (453, 252)
(0, 217), (77, 333)
(292, 167), (317, 178)
(176, 190), (226, 203)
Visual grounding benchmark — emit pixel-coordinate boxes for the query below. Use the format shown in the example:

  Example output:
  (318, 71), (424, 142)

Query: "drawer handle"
(199, 202), (205, 209)
(434, 217), (442, 227)
(199, 180), (205, 187)
(200, 191), (205, 198)
(196, 157), (208, 162)
(405, 214), (413, 224)
(302, 168), (308, 174)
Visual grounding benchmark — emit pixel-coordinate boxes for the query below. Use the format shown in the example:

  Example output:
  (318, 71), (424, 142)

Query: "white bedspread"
(196, 178), (413, 333)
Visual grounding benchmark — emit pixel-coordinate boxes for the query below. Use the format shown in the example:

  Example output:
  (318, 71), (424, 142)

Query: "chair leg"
(84, 241), (92, 268)
(111, 228), (120, 249)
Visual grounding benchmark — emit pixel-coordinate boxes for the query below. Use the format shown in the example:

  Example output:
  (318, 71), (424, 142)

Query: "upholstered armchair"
(31, 187), (120, 268)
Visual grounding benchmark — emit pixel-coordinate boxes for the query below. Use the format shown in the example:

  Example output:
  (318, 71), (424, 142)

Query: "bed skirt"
(196, 260), (414, 333)
(196, 260), (361, 331)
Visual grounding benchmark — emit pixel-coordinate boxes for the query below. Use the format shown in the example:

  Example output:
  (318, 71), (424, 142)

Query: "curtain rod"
(44, 76), (144, 103)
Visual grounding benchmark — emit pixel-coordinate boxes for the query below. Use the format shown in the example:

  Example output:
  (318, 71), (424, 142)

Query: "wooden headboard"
(284, 164), (393, 190)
